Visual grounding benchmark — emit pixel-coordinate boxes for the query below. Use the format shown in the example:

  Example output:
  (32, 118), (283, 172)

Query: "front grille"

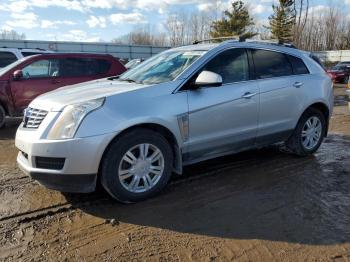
(35, 157), (65, 170)
(23, 107), (48, 129)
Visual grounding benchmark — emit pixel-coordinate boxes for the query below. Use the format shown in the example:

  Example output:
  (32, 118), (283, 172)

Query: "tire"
(343, 76), (349, 84)
(0, 105), (5, 129)
(101, 128), (173, 203)
(286, 108), (326, 156)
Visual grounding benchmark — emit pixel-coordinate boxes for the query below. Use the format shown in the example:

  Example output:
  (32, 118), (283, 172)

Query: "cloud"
(197, 3), (213, 12)
(251, 4), (268, 15)
(41, 20), (76, 29)
(0, 0), (86, 13)
(87, 15), (107, 28)
(6, 12), (39, 29)
(109, 12), (146, 25)
(60, 29), (101, 42)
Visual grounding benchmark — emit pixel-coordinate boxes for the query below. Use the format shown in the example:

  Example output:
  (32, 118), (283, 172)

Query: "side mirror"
(193, 71), (222, 89)
(13, 70), (23, 81)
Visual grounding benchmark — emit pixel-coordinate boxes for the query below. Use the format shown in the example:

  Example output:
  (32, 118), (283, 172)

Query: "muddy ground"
(0, 86), (350, 261)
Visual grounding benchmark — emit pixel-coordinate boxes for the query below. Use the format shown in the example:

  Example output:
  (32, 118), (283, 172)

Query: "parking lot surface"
(0, 87), (350, 261)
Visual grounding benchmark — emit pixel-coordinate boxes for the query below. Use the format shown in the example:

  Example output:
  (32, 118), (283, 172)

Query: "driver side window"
(22, 59), (59, 79)
(202, 48), (249, 84)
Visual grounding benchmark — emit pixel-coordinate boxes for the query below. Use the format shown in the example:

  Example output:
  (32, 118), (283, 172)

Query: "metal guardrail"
(0, 39), (170, 59)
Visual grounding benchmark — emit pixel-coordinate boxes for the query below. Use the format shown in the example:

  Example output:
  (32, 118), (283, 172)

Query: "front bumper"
(16, 126), (117, 193)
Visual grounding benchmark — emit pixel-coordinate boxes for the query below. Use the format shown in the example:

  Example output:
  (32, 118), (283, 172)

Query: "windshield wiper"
(119, 78), (143, 84)
(107, 75), (120, 80)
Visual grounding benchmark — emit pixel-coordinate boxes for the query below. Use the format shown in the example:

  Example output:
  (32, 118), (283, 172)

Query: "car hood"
(30, 78), (153, 111)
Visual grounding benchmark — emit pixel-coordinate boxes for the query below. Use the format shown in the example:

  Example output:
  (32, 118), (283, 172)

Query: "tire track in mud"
(0, 150), (312, 226)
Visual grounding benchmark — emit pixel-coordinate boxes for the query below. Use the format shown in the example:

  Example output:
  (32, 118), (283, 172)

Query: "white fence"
(312, 50), (350, 63)
(1, 39), (349, 63)
(0, 39), (169, 60)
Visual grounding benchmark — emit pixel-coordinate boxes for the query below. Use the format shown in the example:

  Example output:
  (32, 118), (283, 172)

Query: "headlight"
(47, 98), (105, 140)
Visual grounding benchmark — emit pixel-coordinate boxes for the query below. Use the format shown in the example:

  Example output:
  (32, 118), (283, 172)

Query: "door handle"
(293, 82), (303, 88)
(241, 92), (257, 99)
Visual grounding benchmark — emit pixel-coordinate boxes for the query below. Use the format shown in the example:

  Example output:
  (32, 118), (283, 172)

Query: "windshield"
(0, 57), (30, 76)
(125, 59), (140, 69)
(119, 50), (206, 84)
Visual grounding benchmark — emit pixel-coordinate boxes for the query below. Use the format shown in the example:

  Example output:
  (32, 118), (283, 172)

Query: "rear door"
(57, 57), (113, 86)
(186, 48), (259, 162)
(251, 49), (307, 145)
(10, 58), (62, 111)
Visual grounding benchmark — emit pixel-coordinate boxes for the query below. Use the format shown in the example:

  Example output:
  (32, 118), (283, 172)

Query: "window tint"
(0, 52), (17, 68)
(22, 59), (59, 78)
(252, 49), (293, 79)
(59, 58), (111, 77)
(203, 48), (249, 84)
(287, 55), (309, 74)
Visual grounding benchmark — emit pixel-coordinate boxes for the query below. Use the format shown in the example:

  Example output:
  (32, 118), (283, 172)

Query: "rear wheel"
(343, 76), (349, 84)
(286, 108), (326, 156)
(0, 105), (5, 129)
(101, 128), (173, 203)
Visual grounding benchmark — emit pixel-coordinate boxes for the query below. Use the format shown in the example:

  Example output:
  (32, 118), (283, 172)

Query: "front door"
(185, 48), (259, 162)
(10, 58), (63, 112)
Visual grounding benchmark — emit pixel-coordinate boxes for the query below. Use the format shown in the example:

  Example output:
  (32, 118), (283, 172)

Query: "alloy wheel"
(118, 143), (165, 193)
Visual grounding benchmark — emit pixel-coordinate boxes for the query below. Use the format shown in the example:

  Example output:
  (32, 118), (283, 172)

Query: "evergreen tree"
(210, 1), (256, 40)
(268, 0), (296, 42)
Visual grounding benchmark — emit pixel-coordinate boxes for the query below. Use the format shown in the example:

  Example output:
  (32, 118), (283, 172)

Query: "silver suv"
(15, 40), (333, 202)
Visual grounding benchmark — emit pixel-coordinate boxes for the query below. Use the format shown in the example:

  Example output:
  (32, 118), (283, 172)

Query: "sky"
(0, 0), (349, 42)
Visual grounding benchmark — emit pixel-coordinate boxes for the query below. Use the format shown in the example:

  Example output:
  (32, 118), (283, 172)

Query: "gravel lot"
(0, 86), (350, 261)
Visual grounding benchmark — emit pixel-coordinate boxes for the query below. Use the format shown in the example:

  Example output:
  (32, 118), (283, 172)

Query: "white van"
(0, 48), (53, 68)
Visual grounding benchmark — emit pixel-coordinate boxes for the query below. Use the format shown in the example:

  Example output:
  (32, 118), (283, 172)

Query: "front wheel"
(101, 128), (173, 203)
(286, 108), (326, 156)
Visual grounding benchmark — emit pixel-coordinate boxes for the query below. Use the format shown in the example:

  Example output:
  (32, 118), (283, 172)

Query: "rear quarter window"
(0, 51), (17, 67)
(286, 55), (309, 75)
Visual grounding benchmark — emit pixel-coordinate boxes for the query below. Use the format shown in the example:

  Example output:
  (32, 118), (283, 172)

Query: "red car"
(327, 63), (350, 83)
(0, 53), (126, 128)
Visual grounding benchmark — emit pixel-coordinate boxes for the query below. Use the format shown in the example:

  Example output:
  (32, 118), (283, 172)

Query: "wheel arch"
(300, 102), (330, 136)
(98, 123), (183, 181)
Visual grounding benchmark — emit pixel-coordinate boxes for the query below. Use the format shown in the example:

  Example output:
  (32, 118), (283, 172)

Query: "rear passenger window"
(252, 49), (293, 79)
(0, 51), (17, 67)
(287, 55), (309, 75)
(203, 48), (249, 84)
(59, 58), (111, 77)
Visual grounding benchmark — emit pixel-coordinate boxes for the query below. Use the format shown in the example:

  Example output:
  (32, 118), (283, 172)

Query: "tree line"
(113, 0), (350, 51)
(2, 0), (350, 51)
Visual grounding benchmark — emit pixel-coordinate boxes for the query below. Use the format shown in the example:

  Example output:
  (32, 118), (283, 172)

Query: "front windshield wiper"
(107, 75), (120, 80)
(119, 78), (143, 84)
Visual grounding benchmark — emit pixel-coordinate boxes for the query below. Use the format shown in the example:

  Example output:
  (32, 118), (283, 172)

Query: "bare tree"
(165, 10), (213, 47)
(293, 0), (309, 47)
(112, 26), (168, 47)
(0, 29), (25, 40)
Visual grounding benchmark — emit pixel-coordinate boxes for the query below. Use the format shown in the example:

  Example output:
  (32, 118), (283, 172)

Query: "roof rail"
(244, 39), (297, 49)
(193, 36), (242, 44)
(193, 36), (297, 49)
